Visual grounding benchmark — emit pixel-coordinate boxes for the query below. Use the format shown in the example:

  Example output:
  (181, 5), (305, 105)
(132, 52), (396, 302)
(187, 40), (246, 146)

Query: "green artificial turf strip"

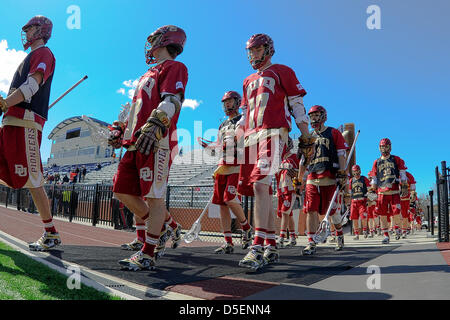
(0, 241), (122, 300)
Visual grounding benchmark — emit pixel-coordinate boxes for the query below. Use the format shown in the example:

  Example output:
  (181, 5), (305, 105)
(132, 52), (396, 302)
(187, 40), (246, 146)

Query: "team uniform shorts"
(304, 184), (338, 216)
(400, 199), (410, 219)
(277, 192), (295, 218)
(367, 204), (375, 219)
(377, 193), (401, 217)
(238, 135), (284, 197)
(212, 173), (240, 205)
(0, 125), (44, 189)
(113, 147), (171, 199)
(350, 199), (368, 220)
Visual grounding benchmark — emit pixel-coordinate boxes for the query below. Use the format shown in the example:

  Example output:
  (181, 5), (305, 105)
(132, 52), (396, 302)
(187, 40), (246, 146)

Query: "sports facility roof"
(48, 116), (110, 140)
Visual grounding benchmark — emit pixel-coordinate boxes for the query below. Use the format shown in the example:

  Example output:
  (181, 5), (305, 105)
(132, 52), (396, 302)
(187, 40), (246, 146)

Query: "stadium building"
(46, 116), (116, 172)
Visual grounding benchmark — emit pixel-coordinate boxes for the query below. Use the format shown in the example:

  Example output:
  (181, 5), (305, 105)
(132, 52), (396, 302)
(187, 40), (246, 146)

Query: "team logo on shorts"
(139, 167), (153, 182)
(15, 165), (27, 177)
(283, 200), (291, 207)
(227, 186), (236, 194)
(257, 158), (270, 169)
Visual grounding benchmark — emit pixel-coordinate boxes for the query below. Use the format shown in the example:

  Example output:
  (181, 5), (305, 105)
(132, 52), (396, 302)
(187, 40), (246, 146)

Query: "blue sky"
(1, 0), (449, 197)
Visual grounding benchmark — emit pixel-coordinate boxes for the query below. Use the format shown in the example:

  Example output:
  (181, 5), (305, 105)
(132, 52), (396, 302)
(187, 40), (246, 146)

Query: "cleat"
(335, 235), (344, 251)
(382, 237), (390, 244)
(363, 232), (368, 239)
(263, 246), (279, 265)
(241, 227), (253, 250)
(119, 251), (155, 271)
(395, 230), (401, 240)
(238, 247), (264, 270)
(120, 238), (144, 251)
(276, 237), (285, 249)
(170, 222), (182, 249)
(353, 235), (359, 240)
(286, 237), (297, 247)
(214, 242), (234, 254)
(368, 232), (374, 238)
(401, 233), (407, 239)
(154, 224), (172, 260)
(29, 232), (61, 251)
(302, 243), (316, 255)
(328, 236), (337, 243)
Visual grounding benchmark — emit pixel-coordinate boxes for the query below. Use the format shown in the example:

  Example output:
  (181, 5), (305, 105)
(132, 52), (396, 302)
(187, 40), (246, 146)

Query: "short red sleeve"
(159, 61), (188, 97)
(369, 160), (378, 178)
(29, 47), (55, 83)
(394, 156), (407, 171)
(406, 172), (416, 184)
(278, 65), (307, 97)
(331, 128), (348, 151)
(364, 177), (371, 187)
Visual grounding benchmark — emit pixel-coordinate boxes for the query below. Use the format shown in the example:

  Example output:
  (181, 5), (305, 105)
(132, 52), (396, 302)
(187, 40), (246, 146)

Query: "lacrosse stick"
(313, 130), (360, 244)
(81, 115), (110, 146)
(49, 75), (88, 109)
(183, 195), (213, 243)
(118, 102), (131, 123)
(197, 136), (215, 149)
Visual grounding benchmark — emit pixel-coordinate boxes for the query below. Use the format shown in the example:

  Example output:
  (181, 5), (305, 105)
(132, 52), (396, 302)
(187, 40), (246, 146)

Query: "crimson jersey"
(276, 152), (299, 194)
(5, 46), (55, 127)
(401, 171), (416, 200)
(122, 60), (188, 151)
(348, 176), (371, 199)
(241, 64), (306, 136)
(369, 155), (407, 193)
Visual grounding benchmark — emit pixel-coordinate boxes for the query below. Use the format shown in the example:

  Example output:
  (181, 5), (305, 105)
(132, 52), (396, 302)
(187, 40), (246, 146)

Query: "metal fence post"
(92, 183), (99, 226)
(166, 185), (171, 210)
(429, 190), (434, 236)
(441, 161), (449, 242)
(436, 167), (442, 241)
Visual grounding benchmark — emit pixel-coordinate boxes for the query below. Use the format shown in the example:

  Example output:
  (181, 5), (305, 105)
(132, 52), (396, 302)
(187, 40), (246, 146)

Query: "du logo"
(15, 165), (27, 177)
(140, 167), (153, 182)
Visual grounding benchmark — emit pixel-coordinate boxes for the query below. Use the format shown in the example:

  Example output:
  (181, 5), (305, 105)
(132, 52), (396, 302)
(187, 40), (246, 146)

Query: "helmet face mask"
(308, 105), (327, 129)
(21, 16), (53, 50)
(246, 34), (274, 70)
(145, 25), (186, 65)
(221, 91), (241, 117)
(352, 165), (361, 177)
(379, 138), (391, 156)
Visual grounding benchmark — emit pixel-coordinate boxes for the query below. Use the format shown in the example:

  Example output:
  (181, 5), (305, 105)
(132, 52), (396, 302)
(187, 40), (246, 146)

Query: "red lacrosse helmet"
(145, 25), (186, 65)
(352, 165), (361, 176)
(308, 105), (327, 129)
(221, 91), (241, 116)
(246, 34), (275, 70)
(379, 138), (392, 156)
(21, 15), (53, 50)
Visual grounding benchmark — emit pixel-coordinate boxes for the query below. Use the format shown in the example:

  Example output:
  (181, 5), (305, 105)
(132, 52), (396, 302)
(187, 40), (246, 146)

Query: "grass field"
(0, 241), (121, 300)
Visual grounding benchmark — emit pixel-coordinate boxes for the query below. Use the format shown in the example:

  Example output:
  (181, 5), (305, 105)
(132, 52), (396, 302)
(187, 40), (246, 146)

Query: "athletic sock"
(336, 227), (343, 237)
(252, 228), (266, 249)
(42, 219), (57, 234)
(142, 233), (159, 257)
(307, 232), (315, 244)
(136, 223), (146, 242)
(224, 231), (233, 244)
(265, 230), (276, 248)
(165, 215), (178, 229)
(240, 219), (251, 231)
(280, 229), (287, 239)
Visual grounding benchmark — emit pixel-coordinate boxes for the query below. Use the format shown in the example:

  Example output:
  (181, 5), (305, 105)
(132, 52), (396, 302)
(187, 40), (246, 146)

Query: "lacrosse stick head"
(197, 137), (213, 149)
(313, 219), (331, 244)
(118, 102), (131, 123)
(81, 115), (110, 146)
(183, 221), (202, 243)
(367, 191), (378, 202)
(340, 208), (350, 226)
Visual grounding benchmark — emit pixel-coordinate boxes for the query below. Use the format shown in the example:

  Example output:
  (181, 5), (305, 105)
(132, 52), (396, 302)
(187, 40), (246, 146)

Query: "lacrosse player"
(108, 25), (188, 271)
(348, 165), (371, 240)
(399, 171), (416, 238)
(275, 137), (299, 248)
(368, 138), (408, 244)
(201, 91), (253, 254)
(301, 105), (349, 254)
(236, 33), (311, 270)
(0, 16), (60, 251)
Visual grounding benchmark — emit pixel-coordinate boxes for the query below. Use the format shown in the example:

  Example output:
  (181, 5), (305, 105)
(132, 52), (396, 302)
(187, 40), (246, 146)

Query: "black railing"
(434, 161), (449, 242)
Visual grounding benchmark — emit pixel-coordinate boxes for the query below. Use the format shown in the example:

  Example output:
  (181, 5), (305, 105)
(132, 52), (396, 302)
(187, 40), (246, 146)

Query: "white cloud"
(0, 40), (27, 95)
(182, 99), (202, 110)
(116, 88), (125, 95)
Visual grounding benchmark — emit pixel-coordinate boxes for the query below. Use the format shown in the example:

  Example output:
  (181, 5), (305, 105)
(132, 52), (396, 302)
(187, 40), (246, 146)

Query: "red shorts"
(0, 125), (44, 189)
(277, 192), (295, 218)
(377, 193), (401, 217)
(212, 173), (240, 205)
(415, 216), (421, 224)
(304, 184), (338, 216)
(350, 199), (368, 220)
(238, 136), (284, 196)
(400, 200), (410, 219)
(113, 148), (171, 199)
(367, 205), (375, 219)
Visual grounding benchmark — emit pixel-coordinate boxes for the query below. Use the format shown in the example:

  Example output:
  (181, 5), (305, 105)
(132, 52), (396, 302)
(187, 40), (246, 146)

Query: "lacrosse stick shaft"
(322, 130), (361, 222)
(194, 195), (213, 224)
(48, 75), (88, 109)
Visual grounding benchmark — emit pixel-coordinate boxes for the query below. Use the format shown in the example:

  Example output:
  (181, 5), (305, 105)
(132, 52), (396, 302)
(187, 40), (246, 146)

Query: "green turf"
(0, 241), (122, 300)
